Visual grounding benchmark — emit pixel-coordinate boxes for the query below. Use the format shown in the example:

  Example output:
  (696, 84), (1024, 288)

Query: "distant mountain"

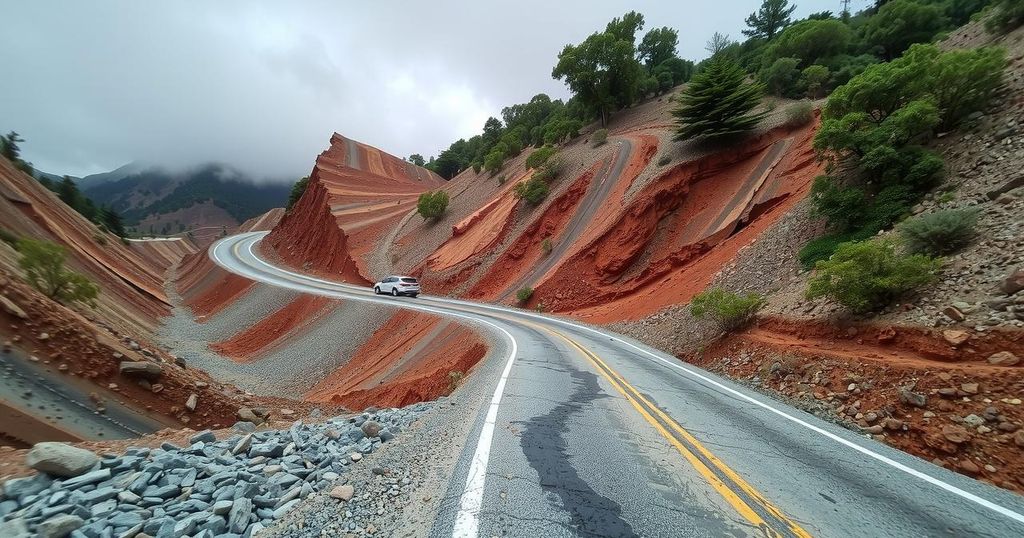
(79, 163), (292, 235)
(31, 167), (80, 185)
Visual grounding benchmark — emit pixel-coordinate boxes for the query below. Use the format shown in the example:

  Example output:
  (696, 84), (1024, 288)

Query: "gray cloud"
(1, 0), (866, 181)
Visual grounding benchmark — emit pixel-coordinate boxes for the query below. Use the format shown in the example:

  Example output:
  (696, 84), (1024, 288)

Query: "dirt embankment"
(693, 315), (1024, 493)
(531, 119), (821, 321)
(126, 238), (197, 273)
(210, 294), (339, 361)
(175, 250), (255, 320)
(304, 310), (488, 409)
(0, 156), (172, 338)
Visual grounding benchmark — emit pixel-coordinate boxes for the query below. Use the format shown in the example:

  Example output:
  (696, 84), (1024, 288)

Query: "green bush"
(784, 102), (814, 128)
(513, 177), (550, 206)
(590, 129), (608, 148)
(898, 207), (980, 256)
(799, 65), (830, 99)
(764, 57), (801, 97)
(17, 239), (99, 307)
(862, 0), (950, 60)
(806, 238), (940, 313)
(531, 158), (561, 183)
(516, 287), (533, 304)
(690, 287), (766, 331)
(987, 0), (1024, 32)
(541, 237), (553, 255)
(0, 227), (18, 248)
(497, 174), (507, 185)
(525, 145), (557, 169)
(416, 190), (449, 220)
(287, 176), (309, 210)
(672, 58), (766, 142)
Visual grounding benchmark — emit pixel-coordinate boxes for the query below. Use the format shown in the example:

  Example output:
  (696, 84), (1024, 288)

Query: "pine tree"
(743, 0), (797, 40)
(672, 58), (766, 142)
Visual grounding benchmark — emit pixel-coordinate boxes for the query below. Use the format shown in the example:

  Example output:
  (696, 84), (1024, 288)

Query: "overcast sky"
(1, 1), (868, 181)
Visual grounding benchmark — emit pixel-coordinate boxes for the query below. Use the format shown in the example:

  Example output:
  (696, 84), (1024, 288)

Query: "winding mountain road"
(212, 231), (1024, 538)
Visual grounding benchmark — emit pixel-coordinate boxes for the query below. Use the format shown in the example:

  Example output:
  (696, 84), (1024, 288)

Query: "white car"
(373, 275), (420, 297)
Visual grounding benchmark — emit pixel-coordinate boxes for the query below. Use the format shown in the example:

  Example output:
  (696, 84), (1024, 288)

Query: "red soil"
(304, 310), (488, 409)
(0, 157), (172, 338)
(127, 238), (197, 273)
(210, 295), (338, 361)
(693, 316), (1024, 493)
(533, 120), (822, 321)
(173, 250), (254, 319)
(466, 164), (598, 299)
(265, 134), (443, 282)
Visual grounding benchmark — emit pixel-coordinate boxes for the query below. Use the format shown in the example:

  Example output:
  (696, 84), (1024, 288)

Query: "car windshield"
(400, 278), (418, 283)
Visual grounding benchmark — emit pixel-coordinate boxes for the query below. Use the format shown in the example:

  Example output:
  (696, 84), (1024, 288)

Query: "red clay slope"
(533, 118), (823, 322)
(304, 310), (488, 409)
(0, 156), (171, 335)
(210, 294), (339, 362)
(265, 133), (444, 283)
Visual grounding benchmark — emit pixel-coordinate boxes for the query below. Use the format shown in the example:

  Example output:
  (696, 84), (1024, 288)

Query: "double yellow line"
(552, 329), (811, 538)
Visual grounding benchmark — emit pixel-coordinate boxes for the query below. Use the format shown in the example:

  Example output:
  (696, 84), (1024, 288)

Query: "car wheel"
(391, 288), (399, 296)
(373, 286), (380, 295)
(410, 293), (418, 298)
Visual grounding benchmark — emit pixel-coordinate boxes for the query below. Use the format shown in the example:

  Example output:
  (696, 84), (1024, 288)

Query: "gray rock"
(360, 420), (382, 438)
(233, 421), (257, 433)
(898, 388), (927, 408)
(231, 434), (253, 456)
(272, 498), (299, 519)
(37, 514), (84, 538)
(212, 499), (233, 515)
(108, 511), (144, 528)
(189, 430), (217, 444)
(82, 486), (118, 504)
(118, 361), (163, 380)
(0, 518), (30, 538)
(3, 474), (51, 501)
(26, 442), (98, 478)
(228, 498), (253, 533)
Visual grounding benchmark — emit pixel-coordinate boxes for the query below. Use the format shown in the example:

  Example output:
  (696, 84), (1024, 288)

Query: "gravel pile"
(0, 407), (427, 538)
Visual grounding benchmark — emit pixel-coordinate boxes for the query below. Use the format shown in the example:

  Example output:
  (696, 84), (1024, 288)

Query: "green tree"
(513, 176), (550, 205)
(552, 12), (647, 125)
(408, 154), (425, 166)
(769, 19), (852, 67)
(986, 0), (1024, 32)
(416, 190), (449, 220)
(743, 0), (797, 40)
(638, 27), (678, 68)
(764, 57), (801, 96)
(0, 131), (25, 161)
(862, 0), (949, 60)
(705, 32), (734, 56)
(17, 239), (99, 306)
(800, 65), (831, 98)
(672, 58), (766, 142)
(806, 238), (940, 312)
(287, 176), (309, 210)
(97, 206), (126, 237)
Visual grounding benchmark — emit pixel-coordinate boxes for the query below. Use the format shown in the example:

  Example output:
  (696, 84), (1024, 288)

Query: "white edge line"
(212, 233), (1024, 527)
(209, 233), (513, 538)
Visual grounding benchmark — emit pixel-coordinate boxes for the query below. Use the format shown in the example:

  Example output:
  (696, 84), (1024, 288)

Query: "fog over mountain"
(1, 0), (859, 181)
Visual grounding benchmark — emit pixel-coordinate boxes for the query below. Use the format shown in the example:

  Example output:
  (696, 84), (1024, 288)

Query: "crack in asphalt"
(514, 366), (638, 537)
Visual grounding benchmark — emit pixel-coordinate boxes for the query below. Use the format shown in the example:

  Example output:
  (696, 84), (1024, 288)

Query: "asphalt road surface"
(213, 231), (1024, 538)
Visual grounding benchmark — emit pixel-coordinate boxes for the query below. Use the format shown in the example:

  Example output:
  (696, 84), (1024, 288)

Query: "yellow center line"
(533, 323), (811, 538)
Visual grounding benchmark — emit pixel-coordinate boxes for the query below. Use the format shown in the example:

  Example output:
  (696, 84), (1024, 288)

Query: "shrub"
(513, 177), (550, 206)
(784, 101), (814, 128)
(0, 227), (18, 248)
(805, 238), (940, 313)
(987, 0), (1024, 32)
(690, 287), (766, 331)
(657, 155), (671, 166)
(898, 207), (980, 256)
(591, 129), (608, 148)
(531, 158), (561, 183)
(937, 191), (955, 204)
(447, 371), (465, 394)
(17, 239), (99, 307)
(93, 233), (108, 246)
(516, 287), (533, 304)
(799, 65), (830, 99)
(525, 145), (557, 169)
(287, 176), (309, 210)
(763, 57), (801, 97)
(541, 237), (553, 255)
(416, 190), (449, 220)
(497, 174), (507, 185)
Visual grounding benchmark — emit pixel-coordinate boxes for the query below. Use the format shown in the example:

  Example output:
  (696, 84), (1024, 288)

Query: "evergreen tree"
(672, 58), (766, 142)
(287, 176), (309, 210)
(743, 0), (797, 40)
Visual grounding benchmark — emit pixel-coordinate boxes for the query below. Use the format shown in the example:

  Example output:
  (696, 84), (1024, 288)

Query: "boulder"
(0, 295), (28, 320)
(1000, 269), (1024, 296)
(941, 330), (970, 346)
(118, 361), (163, 380)
(36, 514), (84, 538)
(237, 407), (266, 425)
(898, 388), (927, 408)
(987, 351), (1020, 366)
(361, 420), (382, 438)
(329, 484), (354, 501)
(942, 306), (965, 322)
(942, 425), (970, 444)
(185, 393), (198, 412)
(25, 442), (98, 477)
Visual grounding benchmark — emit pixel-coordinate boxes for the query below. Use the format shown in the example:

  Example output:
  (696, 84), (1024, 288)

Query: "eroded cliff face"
(263, 133), (444, 283)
